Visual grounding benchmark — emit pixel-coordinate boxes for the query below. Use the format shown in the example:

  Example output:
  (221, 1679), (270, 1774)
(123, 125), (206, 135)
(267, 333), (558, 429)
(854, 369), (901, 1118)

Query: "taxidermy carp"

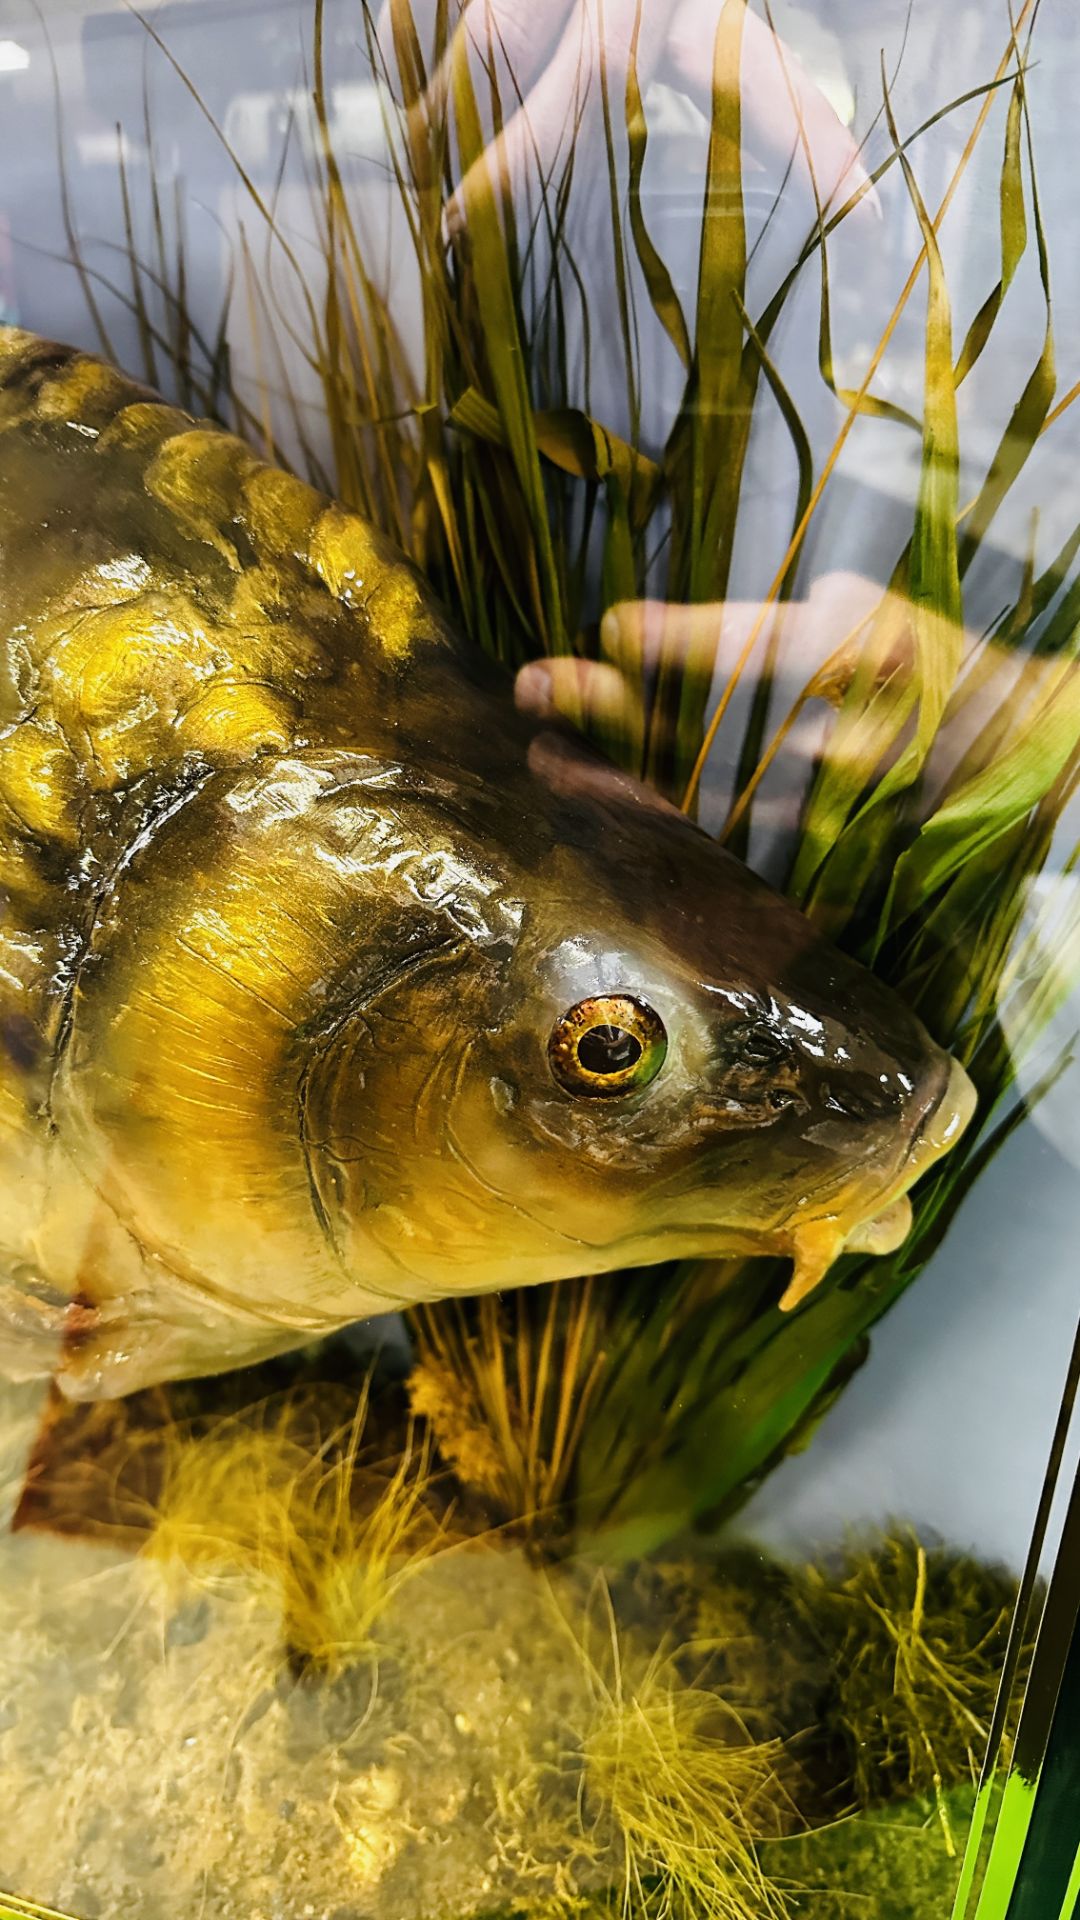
(0, 327), (975, 1399)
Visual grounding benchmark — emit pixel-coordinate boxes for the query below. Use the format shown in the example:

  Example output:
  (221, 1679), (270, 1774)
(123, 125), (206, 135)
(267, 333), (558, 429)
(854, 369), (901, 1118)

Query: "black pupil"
(578, 1024), (642, 1076)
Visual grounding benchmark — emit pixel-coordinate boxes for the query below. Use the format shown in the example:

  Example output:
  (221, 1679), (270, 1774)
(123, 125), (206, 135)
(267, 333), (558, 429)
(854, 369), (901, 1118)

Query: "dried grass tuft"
(145, 1380), (450, 1673)
(566, 1580), (802, 1920)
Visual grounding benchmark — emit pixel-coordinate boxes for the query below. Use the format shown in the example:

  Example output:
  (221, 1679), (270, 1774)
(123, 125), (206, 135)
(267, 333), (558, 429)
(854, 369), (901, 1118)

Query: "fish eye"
(548, 995), (667, 1100)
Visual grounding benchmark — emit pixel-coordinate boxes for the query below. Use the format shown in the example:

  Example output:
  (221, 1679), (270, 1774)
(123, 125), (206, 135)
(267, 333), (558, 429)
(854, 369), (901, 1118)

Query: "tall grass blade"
(958, 58), (1055, 575)
(893, 672), (1080, 917)
(726, 294), (814, 856)
(624, 2), (690, 372)
(953, 78), (1027, 386)
(449, 20), (563, 651)
(648, 0), (750, 799)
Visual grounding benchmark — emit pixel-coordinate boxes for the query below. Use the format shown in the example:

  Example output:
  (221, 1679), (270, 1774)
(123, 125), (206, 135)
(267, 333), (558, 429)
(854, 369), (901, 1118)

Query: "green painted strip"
(953, 1319), (1080, 1920)
(1054, 1843), (1080, 1920)
(964, 1773), (1040, 1919)
(951, 1770), (1003, 1915)
(1005, 1616), (1080, 1920)
(0, 1897), (81, 1920)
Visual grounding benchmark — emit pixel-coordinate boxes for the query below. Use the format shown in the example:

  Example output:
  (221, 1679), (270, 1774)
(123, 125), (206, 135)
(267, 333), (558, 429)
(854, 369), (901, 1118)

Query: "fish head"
(309, 724), (976, 1309)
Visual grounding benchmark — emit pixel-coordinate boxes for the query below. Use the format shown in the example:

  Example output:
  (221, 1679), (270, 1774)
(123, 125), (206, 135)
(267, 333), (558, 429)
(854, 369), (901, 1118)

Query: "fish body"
(0, 328), (974, 1399)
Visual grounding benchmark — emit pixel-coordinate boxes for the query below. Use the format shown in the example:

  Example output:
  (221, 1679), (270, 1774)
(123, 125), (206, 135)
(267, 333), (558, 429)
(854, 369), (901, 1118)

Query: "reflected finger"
(432, 0), (573, 110)
(667, 1), (878, 217)
(447, 0), (668, 233)
(602, 574), (886, 692)
(515, 655), (641, 739)
(601, 598), (761, 680)
(381, 0), (576, 178)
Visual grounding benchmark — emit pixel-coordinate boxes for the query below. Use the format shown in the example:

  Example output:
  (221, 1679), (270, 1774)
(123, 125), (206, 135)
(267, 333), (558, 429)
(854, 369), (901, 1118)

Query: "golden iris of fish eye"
(548, 995), (668, 1099)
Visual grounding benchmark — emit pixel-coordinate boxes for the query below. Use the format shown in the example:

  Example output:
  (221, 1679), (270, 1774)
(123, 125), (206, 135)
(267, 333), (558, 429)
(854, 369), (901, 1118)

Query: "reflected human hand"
(514, 571), (899, 838)
(515, 570), (1043, 863)
(379, 0), (874, 227)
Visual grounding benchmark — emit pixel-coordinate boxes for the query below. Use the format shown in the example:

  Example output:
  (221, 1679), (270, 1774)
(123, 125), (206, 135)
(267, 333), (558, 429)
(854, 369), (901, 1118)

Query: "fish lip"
(843, 1191), (913, 1255)
(833, 1053), (978, 1239)
(775, 1054), (976, 1309)
(657, 1059), (977, 1274)
(916, 1054), (978, 1158)
(873, 1054), (977, 1213)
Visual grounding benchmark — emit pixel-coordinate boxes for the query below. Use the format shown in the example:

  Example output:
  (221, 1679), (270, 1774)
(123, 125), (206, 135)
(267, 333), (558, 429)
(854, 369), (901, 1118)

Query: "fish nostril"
(713, 1021), (786, 1071)
(767, 1088), (796, 1111)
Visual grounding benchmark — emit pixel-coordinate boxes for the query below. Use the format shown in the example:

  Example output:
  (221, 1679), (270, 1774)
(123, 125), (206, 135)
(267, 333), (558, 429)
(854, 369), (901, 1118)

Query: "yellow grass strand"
(1039, 374), (1080, 436)
(723, 610), (875, 839)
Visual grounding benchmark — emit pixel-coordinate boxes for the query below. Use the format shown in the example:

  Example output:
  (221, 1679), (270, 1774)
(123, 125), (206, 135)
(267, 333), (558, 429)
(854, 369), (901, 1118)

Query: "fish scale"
(0, 327), (975, 1401)
(0, 330), (456, 1095)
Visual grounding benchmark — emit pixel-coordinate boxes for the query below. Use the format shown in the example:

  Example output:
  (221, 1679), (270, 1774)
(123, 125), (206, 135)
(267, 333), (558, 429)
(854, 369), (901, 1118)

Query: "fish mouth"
(778, 1055), (977, 1311)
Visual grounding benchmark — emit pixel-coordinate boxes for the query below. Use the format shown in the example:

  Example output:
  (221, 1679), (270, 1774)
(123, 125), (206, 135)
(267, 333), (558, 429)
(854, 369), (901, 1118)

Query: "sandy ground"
(0, 1374), (970, 1920)
(0, 1417), (607, 1919)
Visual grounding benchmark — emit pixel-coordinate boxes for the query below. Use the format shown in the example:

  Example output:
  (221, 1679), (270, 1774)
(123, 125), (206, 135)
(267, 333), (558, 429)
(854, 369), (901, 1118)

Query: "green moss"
(768, 1786), (977, 1919)
(794, 1531), (1030, 1825)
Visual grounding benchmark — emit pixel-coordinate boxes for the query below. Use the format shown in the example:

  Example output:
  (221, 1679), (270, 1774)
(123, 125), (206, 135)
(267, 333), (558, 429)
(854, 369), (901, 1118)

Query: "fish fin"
(0, 1230), (309, 1401)
(0, 1260), (70, 1381)
(0, 1269), (172, 1401)
(25, 1189), (313, 1399)
(54, 1286), (309, 1401)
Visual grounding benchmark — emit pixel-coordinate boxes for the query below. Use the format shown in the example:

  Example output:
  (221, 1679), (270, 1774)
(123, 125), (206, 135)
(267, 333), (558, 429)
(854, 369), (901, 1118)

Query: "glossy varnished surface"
(0, 329), (972, 1397)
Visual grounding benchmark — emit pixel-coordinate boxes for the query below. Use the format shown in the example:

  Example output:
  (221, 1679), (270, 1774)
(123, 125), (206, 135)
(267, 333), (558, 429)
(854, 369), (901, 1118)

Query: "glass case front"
(0, 3), (1078, 1917)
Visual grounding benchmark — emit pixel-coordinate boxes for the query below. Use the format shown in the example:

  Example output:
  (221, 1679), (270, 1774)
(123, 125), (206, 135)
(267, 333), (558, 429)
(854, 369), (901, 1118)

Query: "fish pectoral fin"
(0, 1259), (72, 1381)
(55, 1287), (309, 1402)
(778, 1220), (846, 1312)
